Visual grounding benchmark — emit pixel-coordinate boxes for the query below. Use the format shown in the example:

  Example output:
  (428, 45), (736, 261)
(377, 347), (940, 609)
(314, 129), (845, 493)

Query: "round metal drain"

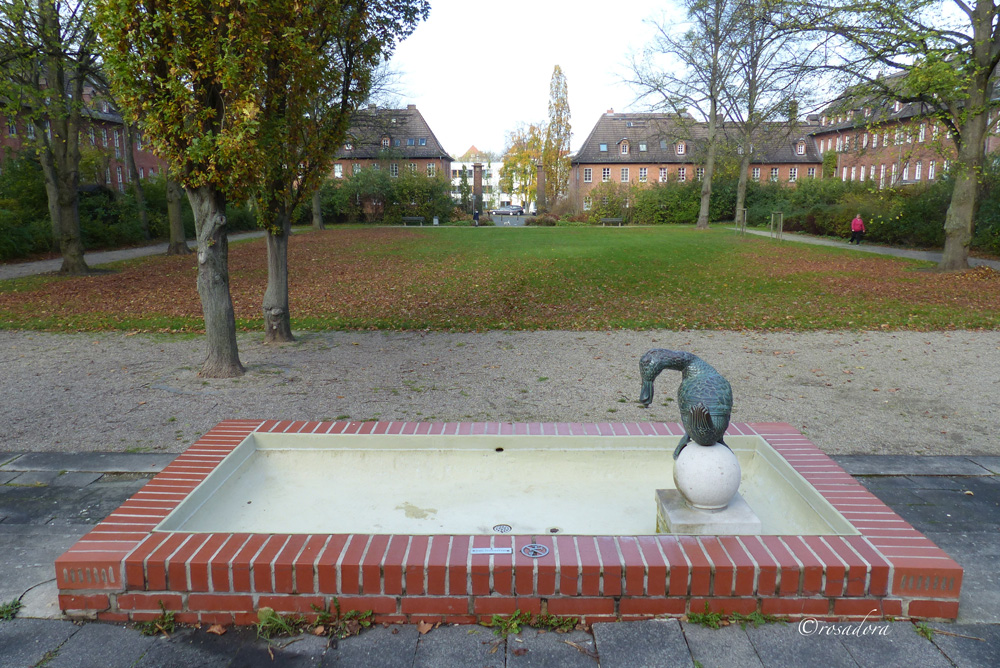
(520, 543), (550, 558)
(492, 524), (513, 534)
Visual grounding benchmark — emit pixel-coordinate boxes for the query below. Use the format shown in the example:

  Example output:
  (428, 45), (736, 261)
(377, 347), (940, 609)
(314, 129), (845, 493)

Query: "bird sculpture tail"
(689, 403), (717, 446)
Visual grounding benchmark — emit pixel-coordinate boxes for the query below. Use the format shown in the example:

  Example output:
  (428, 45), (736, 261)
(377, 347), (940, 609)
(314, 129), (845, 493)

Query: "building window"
(88, 127), (95, 144)
(344, 141), (353, 150)
(880, 164), (886, 189)
(850, 166), (856, 181)
(6, 120), (15, 136)
(770, 167), (780, 182)
(407, 138), (415, 146)
(583, 168), (592, 183)
(678, 167), (687, 182)
(334, 164), (343, 178)
(102, 128), (108, 146)
(844, 135), (851, 151)
(390, 163), (398, 177)
(789, 167), (798, 182)
(352, 163), (360, 175)
(639, 143), (647, 152)
(105, 167), (111, 183)
(676, 141), (686, 155)
(751, 167), (760, 181)
(836, 137), (843, 151)
(796, 142), (805, 155)
(902, 162), (909, 181)
(426, 163), (435, 177)
(599, 143), (608, 152)
(918, 124), (926, 142)
(738, 144), (744, 155)
(409, 163), (416, 172)
(381, 136), (390, 148)
(659, 139), (667, 149)
(894, 128), (902, 145)
(862, 133), (868, 149)
(929, 160), (936, 180)
(621, 141), (629, 155)
(583, 197), (592, 211)
(116, 166), (124, 190)
(394, 139), (400, 147)
(602, 167), (610, 182)
(114, 130), (121, 158)
(139, 167), (145, 179)
(372, 163), (379, 170)
(932, 125), (939, 140)
(860, 165), (866, 181)
(872, 133), (879, 149)
(807, 167), (816, 178)
(419, 138), (426, 146)
(639, 167), (647, 182)
(915, 160), (922, 180)
(891, 163), (898, 185)
(26, 123), (35, 139)
(883, 131), (889, 146)
(696, 167), (704, 181)
(621, 168), (629, 182)
(659, 167), (667, 182)
(893, 101), (902, 112)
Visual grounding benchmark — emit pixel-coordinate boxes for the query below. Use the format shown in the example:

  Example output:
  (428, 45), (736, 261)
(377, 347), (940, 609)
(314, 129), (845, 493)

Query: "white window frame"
(919, 124), (926, 142)
(602, 167), (610, 182)
(334, 164), (343, 178)
(872, 133), (879, 149)
(678, 167), (687, 182)
(860, 165), (866, 181)
(807, 167), (816, 178)
(676, 141), (686, 155)
(583, 197), (592, 211)
(583, 168), (592, 183)
(696, 167), (704, 181)
(639, 167), (647, 182)
(850, 166), (856, 181)
(880, 164), (886, 189)
(752, 167), (760, 181)
(659, 167), (667, 182)
(915, 161), (922, 180)
(797, 142), (805, 155)
(390, 163), (398, 177)
(426, 163), (435, 177)
(902, 162), (909, 181)
(929, 160), (936, 180)
(789, 167), (798, 183)
(770, 167), (780, 182)
(621, 167), (629, 182)
(891, 163), (898, 185)
(621, 141), (629, 155)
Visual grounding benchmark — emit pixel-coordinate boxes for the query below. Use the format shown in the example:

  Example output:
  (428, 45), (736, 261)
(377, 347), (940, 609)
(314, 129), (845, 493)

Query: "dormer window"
(345, 141), (353, 151)
(796, 141), (805, 155)
(676, 141), (686, 155)
(737, 144), (744, 155)
(893, 101), (902, 112)
(620, 140), (629, 155)
(381, 136), (390, 148)
(639, 143), (647, 152)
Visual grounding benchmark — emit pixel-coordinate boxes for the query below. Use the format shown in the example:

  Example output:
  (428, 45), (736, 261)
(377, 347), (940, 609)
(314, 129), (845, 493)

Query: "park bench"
(600, 217), (625, 227)
(402, 216), (425, 226)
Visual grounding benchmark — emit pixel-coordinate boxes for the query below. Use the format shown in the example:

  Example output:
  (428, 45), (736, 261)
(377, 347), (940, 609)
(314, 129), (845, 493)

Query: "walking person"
(849, 213), (865, 245)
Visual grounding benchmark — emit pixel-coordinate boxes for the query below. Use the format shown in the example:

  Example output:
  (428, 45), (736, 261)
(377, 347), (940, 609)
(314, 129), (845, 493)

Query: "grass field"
(0, 226), (997, 332)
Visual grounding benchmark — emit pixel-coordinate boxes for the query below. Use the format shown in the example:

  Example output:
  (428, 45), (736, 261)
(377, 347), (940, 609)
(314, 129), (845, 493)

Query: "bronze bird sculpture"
(639, 349), (733, 459)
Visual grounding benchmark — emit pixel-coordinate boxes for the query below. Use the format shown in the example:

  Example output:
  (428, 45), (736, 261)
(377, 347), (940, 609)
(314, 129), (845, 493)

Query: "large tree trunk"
(186, 186), (244, 377)
(263, 208), (294, 343)
(122, 120), (150, 240)
(939, 3), (992, 271)
(166, 177), (191, 255)
(311, 189), (324, 230)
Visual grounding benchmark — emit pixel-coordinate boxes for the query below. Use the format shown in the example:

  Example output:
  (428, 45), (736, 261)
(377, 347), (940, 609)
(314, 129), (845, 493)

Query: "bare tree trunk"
(696, 100), (720, 230)
(186, 186), (244, 377)
(734, 152), (751, 223)
(940, 136), (983, 270)
(311, 188), (324, 230)
(263, 208), (295, 343)
(122, 119), (150, 240)
(166, 176), (191, 255)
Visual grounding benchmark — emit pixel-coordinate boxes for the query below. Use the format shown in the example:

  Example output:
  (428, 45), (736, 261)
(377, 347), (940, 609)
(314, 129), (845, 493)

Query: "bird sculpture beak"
(639, 379), (654, 407)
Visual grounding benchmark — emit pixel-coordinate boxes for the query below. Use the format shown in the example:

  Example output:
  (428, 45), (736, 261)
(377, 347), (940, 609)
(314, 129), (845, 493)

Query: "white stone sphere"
(672, 442), (742, 511)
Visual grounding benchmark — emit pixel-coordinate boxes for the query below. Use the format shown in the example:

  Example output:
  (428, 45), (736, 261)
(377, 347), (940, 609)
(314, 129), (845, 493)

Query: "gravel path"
(2, 329), (997, 456)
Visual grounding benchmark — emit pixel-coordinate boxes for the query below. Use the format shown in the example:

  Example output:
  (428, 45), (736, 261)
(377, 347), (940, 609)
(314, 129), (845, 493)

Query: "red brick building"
(331, 104), (452, 181)
(0, 84), (166, 189)
(809, 99), (1000, 188)
(569, 111), (824, 212)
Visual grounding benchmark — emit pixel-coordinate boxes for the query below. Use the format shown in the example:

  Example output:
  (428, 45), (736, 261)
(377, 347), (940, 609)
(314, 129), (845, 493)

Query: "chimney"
(368, 103), (376, 109)
(606, 108), (615, 115)
(407, 104), (417, 110)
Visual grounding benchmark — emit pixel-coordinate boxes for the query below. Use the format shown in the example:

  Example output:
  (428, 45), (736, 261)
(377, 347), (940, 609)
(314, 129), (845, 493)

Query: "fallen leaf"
(312, 625), (325, 636)
(417, 621), (433, 635)
(207, 624), (226, 636)
(513, 648), (529, 656)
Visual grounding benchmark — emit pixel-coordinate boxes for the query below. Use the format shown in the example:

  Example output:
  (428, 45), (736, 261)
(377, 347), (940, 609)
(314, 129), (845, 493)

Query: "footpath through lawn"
(0, 226), (997, 332)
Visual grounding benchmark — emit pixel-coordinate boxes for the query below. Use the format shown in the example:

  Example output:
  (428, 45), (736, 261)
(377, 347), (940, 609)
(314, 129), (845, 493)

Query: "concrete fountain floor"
(2, 446), (999, 668)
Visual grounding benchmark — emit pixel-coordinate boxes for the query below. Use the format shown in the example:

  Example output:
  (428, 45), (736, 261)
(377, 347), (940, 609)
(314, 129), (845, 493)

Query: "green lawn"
(1, 226), (997, 332)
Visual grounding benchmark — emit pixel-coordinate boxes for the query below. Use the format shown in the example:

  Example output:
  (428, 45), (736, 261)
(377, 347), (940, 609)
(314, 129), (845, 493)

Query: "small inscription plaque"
(470, 547), (514, 555)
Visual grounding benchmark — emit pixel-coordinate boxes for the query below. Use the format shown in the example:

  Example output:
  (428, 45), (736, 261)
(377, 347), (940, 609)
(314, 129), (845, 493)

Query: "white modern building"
(449, 147), (509, 212)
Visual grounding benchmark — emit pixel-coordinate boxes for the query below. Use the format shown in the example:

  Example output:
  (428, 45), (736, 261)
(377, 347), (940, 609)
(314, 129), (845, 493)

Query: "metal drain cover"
(520, 543), (550, 558)
(492, 524), (512, 534)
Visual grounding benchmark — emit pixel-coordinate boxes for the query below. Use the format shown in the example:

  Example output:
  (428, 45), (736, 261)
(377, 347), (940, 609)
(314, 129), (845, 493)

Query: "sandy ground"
(1, 328), (997, 456)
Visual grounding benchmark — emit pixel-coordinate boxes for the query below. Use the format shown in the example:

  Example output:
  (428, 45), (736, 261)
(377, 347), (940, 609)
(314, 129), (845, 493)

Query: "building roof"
(335, 104), (453, 161)
(573, 112), (822, 165)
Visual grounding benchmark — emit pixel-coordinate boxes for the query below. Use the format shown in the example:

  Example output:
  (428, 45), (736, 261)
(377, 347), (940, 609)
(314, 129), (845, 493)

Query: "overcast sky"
(387, 0), (685, 157)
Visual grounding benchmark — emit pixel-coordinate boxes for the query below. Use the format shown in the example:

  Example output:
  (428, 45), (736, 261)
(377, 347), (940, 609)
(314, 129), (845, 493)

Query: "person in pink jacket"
(849, 214), (865, 244)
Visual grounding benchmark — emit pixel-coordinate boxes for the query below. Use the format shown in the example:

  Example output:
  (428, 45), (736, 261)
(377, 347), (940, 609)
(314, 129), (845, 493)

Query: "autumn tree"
(500, 123), (544, 208)
(632, 1), (740, 229)
(0, 0), (100, 274)
(97, 0), (274, 377)
(786, 1), (1000, 270)
(251, 0), (428, 343)
(542, 65), (572, 206)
